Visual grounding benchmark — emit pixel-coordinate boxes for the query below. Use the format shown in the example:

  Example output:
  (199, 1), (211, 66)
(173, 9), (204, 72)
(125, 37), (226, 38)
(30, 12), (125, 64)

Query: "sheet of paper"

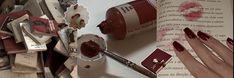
(54, 40), (69, 56)
(70, 65), (78, 78)
(11, 63), (38, 73)
(57, 27), (70, 54)
(15, 52), (38, 68)
(24, 0), (44, 16)
(0, 70), (37, 78)
(156, 0), (233, 78)
(9, 14), (29, 43)
(21, 22), (52, 44)
(20, 23), (47, 52)
(11, 53), (43, 73)
(45, 0), (65, 23)
(64, 57), (76, 71)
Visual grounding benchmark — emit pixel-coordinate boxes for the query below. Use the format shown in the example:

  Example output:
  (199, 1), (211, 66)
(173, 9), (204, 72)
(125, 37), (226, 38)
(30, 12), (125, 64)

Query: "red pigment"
(80, 40), (101, 58)
(179, 1), (203, 21)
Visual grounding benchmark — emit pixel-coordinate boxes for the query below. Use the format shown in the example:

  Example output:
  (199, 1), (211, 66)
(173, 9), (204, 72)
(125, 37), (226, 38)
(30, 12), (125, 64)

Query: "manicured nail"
(184, 27), (196, 39)
(227, 37), (233, 45)
(173, 41), (185, 52)
(197, 31), (210, 41)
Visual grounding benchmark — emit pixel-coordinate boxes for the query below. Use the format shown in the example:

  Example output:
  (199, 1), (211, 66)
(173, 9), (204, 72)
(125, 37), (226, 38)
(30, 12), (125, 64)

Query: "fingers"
(226, 38), (233, 52)
(183, 28), (222, 67)
(197, 31), (233, 66)
(172, 41), (221, 78)
(183, 28), (233, 78)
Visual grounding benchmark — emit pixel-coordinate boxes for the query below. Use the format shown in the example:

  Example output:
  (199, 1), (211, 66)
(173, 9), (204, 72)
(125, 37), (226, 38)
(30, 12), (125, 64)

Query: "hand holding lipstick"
(173, 27), (233, 78)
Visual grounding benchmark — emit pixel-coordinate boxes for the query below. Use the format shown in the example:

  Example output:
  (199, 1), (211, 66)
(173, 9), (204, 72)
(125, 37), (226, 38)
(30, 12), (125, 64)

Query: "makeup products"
(77, 34), (106, 69)
(83, 38), (157, 78)
(80, 40), (100, 58)
(141, 49), (172, 73)
(97, 0), (156, 40)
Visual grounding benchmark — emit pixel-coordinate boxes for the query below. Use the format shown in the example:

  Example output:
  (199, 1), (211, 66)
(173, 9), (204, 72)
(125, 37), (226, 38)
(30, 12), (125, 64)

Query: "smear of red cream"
(80, 40), (100, 58)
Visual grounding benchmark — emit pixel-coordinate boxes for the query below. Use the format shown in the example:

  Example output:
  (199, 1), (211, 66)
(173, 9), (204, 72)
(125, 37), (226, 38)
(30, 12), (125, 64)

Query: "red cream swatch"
(80, 40), (101, 58)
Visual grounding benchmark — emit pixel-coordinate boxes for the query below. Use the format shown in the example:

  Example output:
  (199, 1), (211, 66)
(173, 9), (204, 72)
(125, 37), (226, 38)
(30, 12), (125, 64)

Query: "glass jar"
(77, 34), (106, 69)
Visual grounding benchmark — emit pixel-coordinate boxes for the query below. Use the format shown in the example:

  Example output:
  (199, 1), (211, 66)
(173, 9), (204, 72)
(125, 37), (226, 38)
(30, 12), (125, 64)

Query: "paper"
(0, 70), (37, 78)
(64, 57), (77, 71)
(10, 5), (24, 13)
(15, 52), (38, 68)
(24, 0), (44, 16)
(57, 27), (70, 53)
(70, 65), (78, 78)
(20, 23), (47, 52)
(11, 64), (38, 73)
(54, 40), (69, 56)
(156, 0), (233, 77)
(10, 55), (43, 73)
(21, 21), (52, 44)
(44, 0), (65, 23)
(9, 14), (29, 43)
(0, 16), (13, 35)
(29, 16), (59, 36)
(39, 0), (54, 21)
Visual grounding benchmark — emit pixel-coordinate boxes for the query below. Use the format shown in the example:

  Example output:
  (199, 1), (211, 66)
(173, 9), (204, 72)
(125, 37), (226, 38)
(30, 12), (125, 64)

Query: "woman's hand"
(172, 27), (233, 78)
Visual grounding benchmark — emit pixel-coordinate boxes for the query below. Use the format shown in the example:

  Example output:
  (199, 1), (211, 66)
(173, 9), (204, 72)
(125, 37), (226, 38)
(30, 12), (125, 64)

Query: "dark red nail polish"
(173, 41), (185, 52)
(184, 27), (196, 39)
(197, 31), (210, 41)
(227, 37), (233, 45)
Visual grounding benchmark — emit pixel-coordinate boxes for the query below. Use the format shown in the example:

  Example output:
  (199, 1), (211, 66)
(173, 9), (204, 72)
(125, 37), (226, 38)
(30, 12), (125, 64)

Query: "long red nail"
(184, 27), (196, 39)
(197, 31), (210, 41)
(173, 41), (185, 52)
(227, 37), (233, 45)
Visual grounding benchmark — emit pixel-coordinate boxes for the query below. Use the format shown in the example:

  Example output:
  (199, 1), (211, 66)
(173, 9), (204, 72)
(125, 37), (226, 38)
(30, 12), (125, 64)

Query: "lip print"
(179, 1), (203, 21)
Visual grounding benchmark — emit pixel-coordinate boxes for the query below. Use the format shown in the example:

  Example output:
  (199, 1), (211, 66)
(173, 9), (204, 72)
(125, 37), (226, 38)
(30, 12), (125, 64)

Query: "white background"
(77, 0), (157, 78)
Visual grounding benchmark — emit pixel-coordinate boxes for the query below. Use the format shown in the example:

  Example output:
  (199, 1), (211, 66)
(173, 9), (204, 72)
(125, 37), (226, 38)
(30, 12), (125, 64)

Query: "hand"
(172, 27), (233, 78)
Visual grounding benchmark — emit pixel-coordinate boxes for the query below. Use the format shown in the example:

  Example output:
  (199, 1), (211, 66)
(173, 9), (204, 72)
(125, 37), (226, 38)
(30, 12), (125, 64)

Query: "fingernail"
(197, 31), (210, 41)
(173, 41), (185, 52)
(184, 27), (196, 39)
(227, 37), (233, 45)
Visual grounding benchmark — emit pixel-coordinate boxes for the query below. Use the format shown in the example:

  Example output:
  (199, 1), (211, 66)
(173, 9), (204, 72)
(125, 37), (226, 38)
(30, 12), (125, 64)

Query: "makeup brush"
(82, 41), (157, 78)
